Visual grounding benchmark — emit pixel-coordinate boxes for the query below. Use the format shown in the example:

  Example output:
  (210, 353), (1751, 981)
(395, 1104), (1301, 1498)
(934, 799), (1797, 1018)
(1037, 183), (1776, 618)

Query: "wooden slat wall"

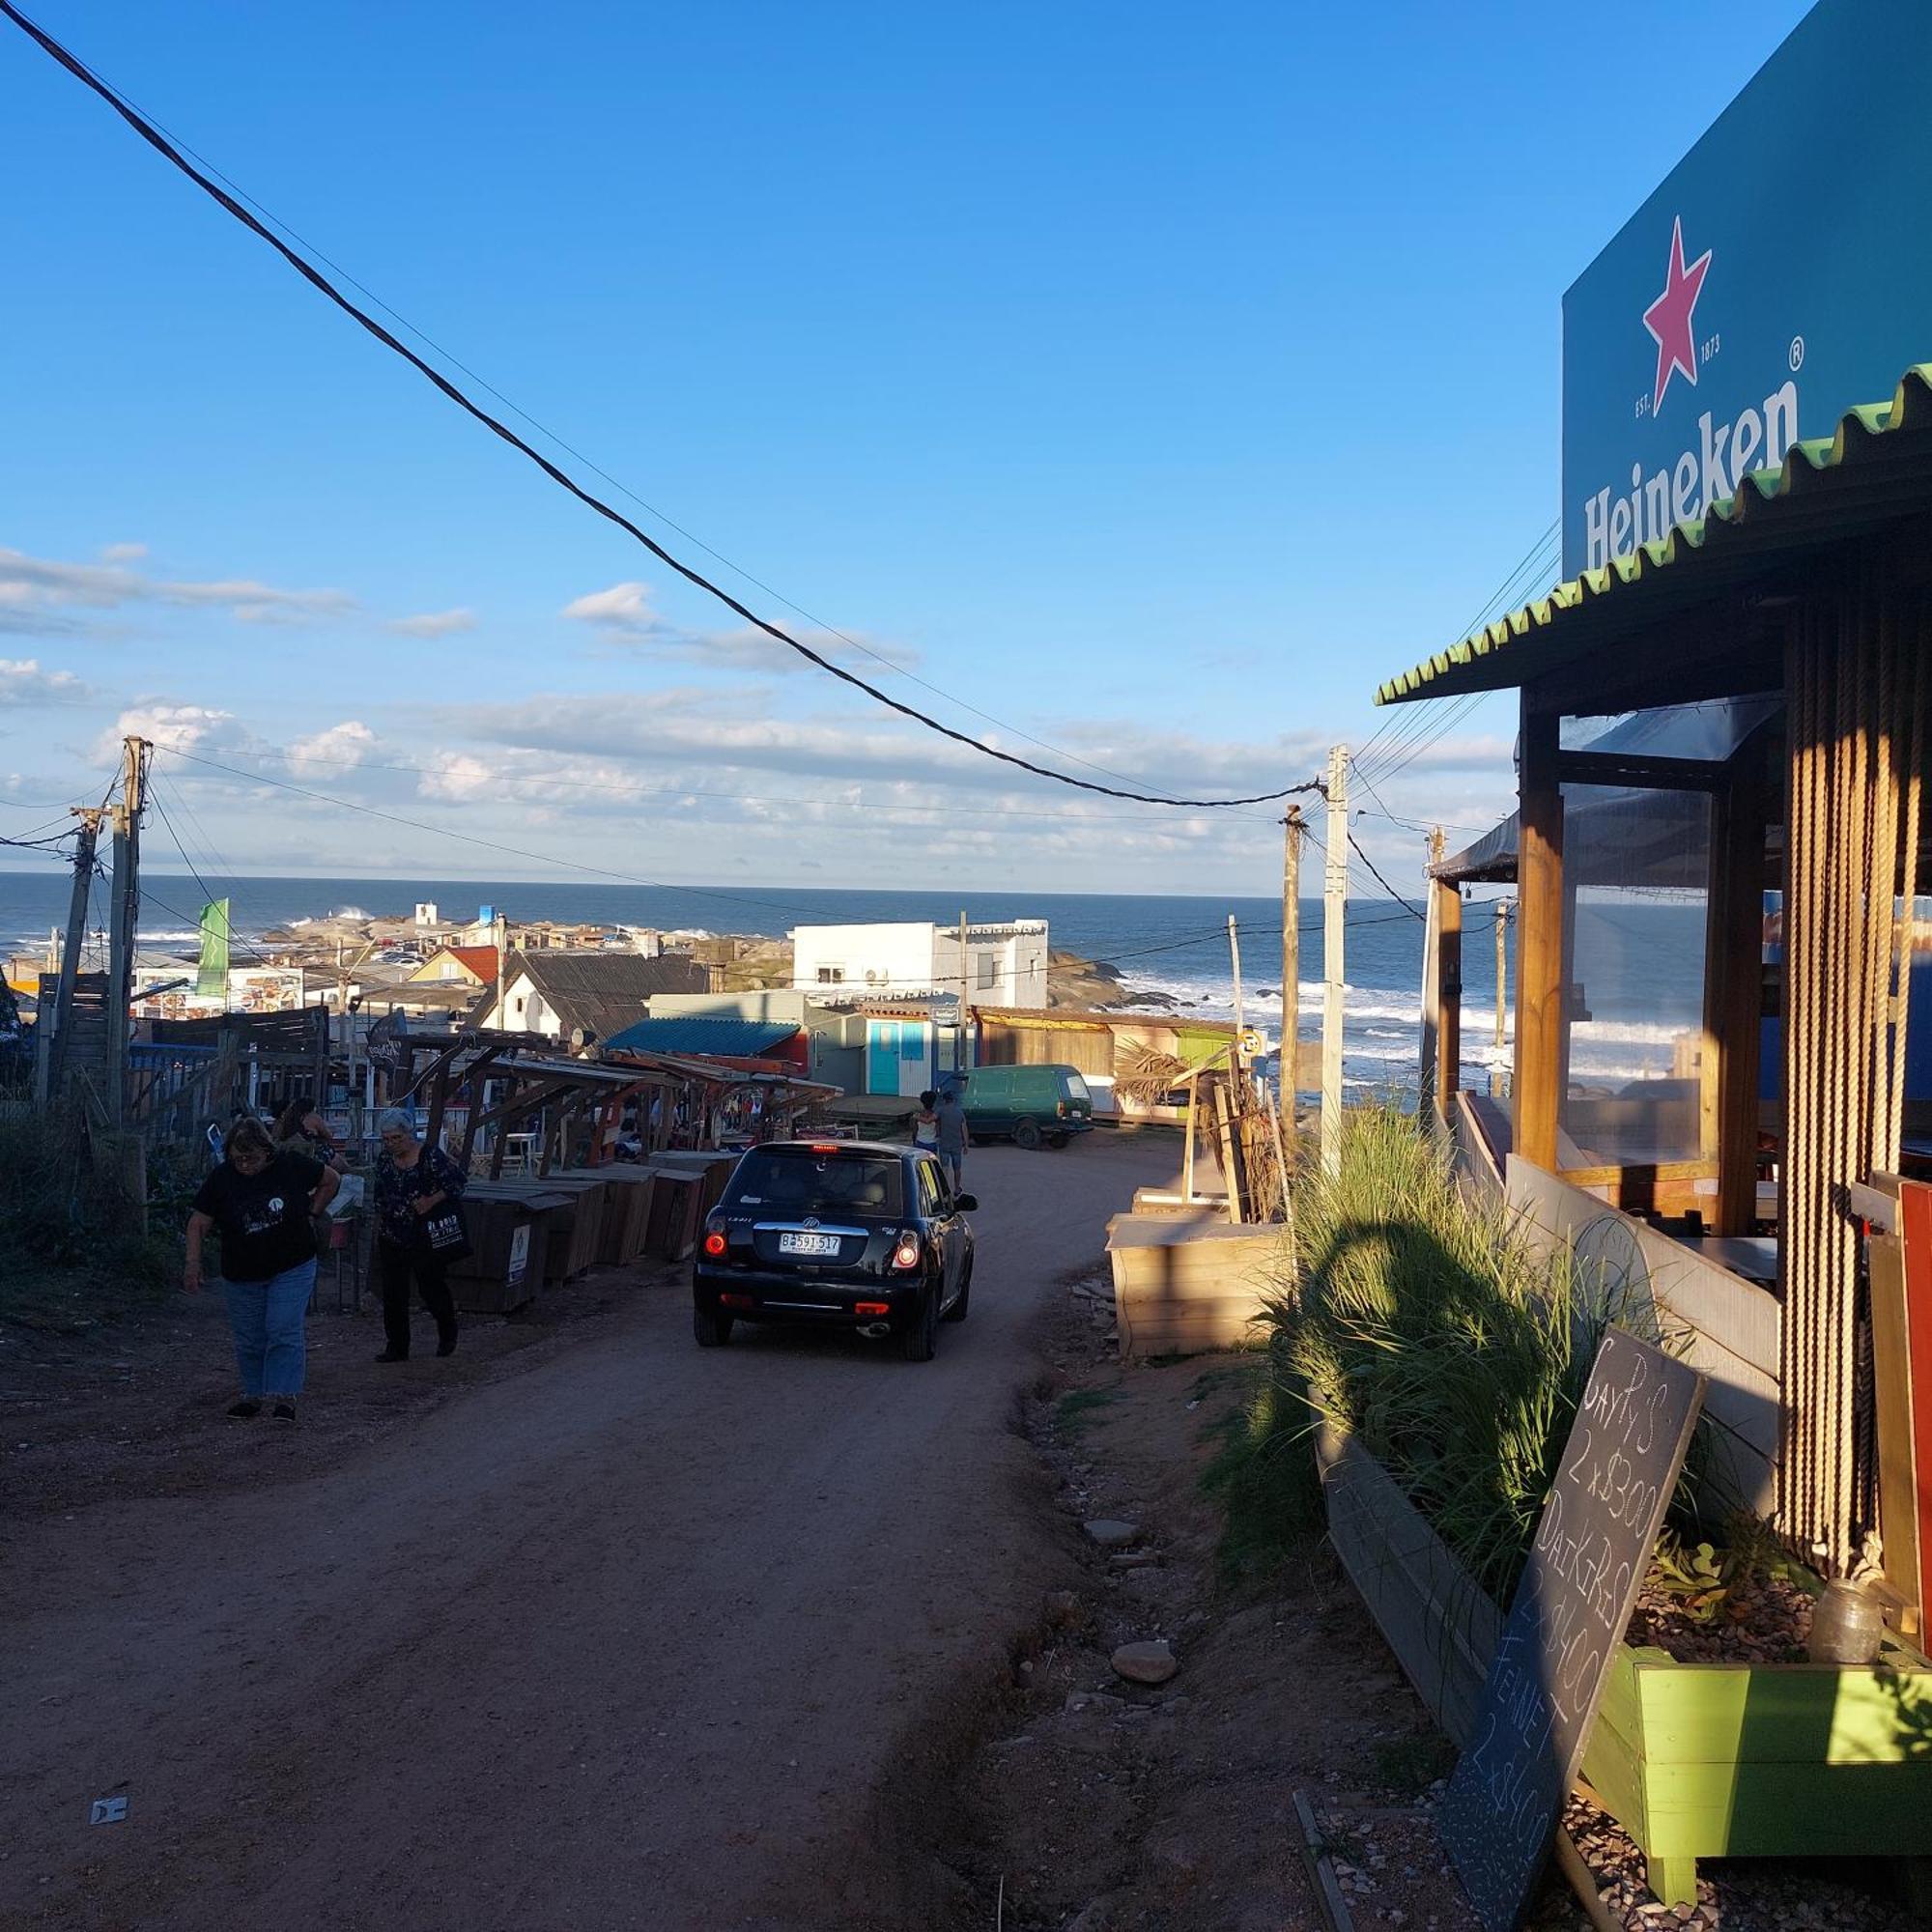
(1505, 1155), (1780, 1517)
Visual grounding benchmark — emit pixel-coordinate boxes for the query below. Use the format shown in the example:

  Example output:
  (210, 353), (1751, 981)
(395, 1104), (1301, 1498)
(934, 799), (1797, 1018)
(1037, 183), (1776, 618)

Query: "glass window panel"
(1558, 782), (1713, 1170)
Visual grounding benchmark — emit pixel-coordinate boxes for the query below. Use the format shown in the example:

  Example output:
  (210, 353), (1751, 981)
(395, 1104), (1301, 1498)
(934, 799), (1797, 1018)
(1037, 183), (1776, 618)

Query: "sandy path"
(1, 1137), (1170, 1931)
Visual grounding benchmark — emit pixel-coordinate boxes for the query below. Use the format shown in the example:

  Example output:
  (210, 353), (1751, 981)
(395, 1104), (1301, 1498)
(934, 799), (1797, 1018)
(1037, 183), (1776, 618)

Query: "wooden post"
(45, 808), (100, 1103)
(1281, 805), (1304, 1140)
(1321, 744), (1348, 1178)
(1420, 830), (1443, 1122)
(1437, 877), (1463, 1129)
(1708, 740), (1770, 1236)
(105, 737), (148, 1125)
(1514, 700), (1564, 1172)
(1227, 914), (1246, 1098)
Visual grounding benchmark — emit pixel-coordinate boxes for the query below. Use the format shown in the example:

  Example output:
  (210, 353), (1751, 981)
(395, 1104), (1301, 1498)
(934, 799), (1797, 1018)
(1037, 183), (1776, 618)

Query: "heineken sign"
(1561, 0), (1932, 581)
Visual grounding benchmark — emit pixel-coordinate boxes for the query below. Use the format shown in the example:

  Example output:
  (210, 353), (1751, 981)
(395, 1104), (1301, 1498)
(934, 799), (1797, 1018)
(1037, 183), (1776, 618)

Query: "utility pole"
(43, 807), (101, 1104)
(1321, 745), (1348, 1178)
(1420, 828), (1445, 1122)
(1227, 913), (1246, 1099)
(1494, 899), (1512, 1051)
(105, 737), (149, 1124)
(1281, 806), (1303, 1108)
(956, 907), (969, 1074)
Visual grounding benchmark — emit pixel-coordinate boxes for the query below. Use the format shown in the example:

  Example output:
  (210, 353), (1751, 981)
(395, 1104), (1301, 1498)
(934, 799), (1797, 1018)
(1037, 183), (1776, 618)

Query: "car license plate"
(779, 1231), (840, 1257)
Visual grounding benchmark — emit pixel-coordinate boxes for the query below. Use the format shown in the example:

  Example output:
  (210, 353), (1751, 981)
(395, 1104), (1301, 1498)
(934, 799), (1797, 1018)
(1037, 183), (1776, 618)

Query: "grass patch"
(1196, 1358), (1323, 1587)
(1260, 1104), (1667, 1603)
(1054, 1386), (1123, 1435)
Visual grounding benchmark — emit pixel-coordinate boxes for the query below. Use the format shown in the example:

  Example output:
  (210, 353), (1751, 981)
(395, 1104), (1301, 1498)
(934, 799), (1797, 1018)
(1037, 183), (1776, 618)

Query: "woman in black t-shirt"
(185, 1116), (340, 1420)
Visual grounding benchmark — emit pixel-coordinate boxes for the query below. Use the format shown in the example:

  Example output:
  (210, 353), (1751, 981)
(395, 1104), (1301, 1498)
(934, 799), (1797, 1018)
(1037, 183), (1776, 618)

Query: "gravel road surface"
(1, 1136), (1173, 1931)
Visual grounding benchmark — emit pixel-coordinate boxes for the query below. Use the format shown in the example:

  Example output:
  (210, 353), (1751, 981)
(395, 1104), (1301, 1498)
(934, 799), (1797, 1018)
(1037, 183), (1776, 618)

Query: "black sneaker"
(436, 1333), (458, 1358)
(226, 1399), (262, 1420)
(271, 1402), (298, 1422)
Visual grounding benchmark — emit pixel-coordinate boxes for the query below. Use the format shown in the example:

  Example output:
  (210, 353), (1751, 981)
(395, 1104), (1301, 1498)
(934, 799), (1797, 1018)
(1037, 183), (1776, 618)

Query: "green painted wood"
(1638, 1760), (1932, 1858)
(1631, 1654), (1932, 1764)
(1644, 1853), (1698, 1909)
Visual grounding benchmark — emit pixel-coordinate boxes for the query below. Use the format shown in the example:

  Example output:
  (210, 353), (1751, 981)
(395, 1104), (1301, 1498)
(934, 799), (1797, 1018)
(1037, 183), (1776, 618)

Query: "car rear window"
(723, 1149), (905, 1219)
(1063, 1070), (1093, 1103)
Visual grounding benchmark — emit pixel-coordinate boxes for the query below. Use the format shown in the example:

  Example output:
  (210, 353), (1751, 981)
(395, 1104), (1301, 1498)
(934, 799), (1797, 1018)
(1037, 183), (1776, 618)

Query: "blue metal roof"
(602, 1015), (802, 1058)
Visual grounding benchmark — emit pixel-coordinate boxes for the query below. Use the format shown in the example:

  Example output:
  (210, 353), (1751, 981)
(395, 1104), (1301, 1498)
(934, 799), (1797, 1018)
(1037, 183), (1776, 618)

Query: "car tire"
(1013, 1118), (1043, 1151)
(943, 1253), (972, 1322)
(694, 1302), (733, 1348)
(901, 1288), (938, 1362)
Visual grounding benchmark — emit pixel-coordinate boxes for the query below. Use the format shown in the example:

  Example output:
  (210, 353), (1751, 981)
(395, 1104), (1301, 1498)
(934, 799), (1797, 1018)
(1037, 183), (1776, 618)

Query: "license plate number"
(779, 1231), (840, 1257)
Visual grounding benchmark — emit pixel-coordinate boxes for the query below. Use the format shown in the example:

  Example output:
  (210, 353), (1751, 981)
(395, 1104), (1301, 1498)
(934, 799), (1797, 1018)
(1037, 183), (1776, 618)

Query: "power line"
(4, 2), (1319, 813)
(1345, 830), (1427, 921)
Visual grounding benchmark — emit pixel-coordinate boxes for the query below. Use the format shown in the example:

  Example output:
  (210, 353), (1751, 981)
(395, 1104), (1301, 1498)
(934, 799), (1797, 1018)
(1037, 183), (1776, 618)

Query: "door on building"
(867, 1021), (900, 1095)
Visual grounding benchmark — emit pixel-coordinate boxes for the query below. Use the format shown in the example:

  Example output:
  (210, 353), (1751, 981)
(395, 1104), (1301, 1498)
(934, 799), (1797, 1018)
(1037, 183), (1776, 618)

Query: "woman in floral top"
(372, 1108), (466, 1362)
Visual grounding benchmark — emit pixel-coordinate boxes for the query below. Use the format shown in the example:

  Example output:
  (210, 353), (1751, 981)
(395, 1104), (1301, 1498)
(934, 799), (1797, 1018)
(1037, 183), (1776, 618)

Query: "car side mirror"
(954, 1193), (979, 1213)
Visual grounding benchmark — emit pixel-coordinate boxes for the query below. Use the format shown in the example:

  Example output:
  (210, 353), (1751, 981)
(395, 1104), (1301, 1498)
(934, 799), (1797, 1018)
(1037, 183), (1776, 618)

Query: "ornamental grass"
(1264, 1104), (1636, 1603)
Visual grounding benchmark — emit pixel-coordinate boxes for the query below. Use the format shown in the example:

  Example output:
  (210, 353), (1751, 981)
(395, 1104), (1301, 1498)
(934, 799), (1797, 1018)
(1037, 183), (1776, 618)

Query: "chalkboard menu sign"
(1438, 1328), (1706, 1931)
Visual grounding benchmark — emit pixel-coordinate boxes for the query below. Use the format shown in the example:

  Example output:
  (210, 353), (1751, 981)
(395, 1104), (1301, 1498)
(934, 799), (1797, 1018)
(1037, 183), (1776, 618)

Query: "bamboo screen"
(1781, 569), (1927, 1577)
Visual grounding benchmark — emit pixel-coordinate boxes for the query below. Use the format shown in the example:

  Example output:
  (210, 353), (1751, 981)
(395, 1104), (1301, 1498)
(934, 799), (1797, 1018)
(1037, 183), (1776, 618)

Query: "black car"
(691, 1140), (976, 1362)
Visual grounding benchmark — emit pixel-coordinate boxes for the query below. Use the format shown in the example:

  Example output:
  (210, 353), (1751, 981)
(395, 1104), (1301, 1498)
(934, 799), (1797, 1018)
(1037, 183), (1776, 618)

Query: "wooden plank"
(1437, 878), (1463, 1130)
(1629, 1656), (1932, 1765)
(1637, 1760), (1932, 1858)
(1514, 698), (1564, 1172)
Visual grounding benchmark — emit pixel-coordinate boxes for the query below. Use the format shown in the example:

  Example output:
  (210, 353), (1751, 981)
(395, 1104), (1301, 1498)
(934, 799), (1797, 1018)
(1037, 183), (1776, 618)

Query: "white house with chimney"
(790, 920), (1048, 1009)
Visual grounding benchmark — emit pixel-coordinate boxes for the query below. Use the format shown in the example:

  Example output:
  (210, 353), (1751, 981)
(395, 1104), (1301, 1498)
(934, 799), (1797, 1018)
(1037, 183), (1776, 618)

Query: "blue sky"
(0, 0), (1812, 895)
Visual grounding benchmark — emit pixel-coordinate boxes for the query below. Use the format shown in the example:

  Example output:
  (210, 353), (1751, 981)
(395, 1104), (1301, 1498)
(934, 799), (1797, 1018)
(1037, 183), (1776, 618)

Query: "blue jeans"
(942, 1150), (965, 1188)
(223, 1260), (314, 1397)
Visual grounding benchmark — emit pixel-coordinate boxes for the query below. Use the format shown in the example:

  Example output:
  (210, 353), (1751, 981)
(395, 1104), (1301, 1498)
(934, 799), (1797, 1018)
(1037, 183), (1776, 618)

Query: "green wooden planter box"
(1315, 1424), (1932, 1908)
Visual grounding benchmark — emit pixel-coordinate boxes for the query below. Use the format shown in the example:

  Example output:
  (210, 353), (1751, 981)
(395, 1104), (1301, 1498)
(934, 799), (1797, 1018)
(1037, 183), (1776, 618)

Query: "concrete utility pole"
(43, 807), (101, 1104)
(1494, 899), (1513, 1051)
(105, 736), (149, 1124)
(1321, 745), (1349, 1178)
(1280, 807), (1304, 1097)
(956, 908), (969, 1073)
(1227, 913), (1246, 1099)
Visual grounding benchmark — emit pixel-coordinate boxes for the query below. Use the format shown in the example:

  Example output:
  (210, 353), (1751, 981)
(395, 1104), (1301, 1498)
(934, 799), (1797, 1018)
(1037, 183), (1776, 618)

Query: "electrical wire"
(1345, 830), (1427, 921)
(3, 2), (1320, 812)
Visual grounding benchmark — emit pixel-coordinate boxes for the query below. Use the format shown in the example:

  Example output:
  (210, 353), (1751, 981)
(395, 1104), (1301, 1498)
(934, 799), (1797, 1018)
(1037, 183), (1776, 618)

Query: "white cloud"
(96, 703), (261, 766)
(0, 658), (89, 705)
(99, 542), (148, 562)
(386, 608), (477, 639)
(289, 720), (379, 777)
(562, 581), (664, 633)
(416, 752), (495, 802)
(0, 545), (356, 633)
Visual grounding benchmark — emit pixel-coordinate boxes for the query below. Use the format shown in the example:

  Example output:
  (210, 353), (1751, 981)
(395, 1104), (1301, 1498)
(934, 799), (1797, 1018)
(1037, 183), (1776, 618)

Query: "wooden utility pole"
(1321, 745), (1348, 1178)
(1281, 806), (1303, 1094)
(105, 737), (149, 1124)
(1420, 829), (1444, 1122)
(957, 908), (969, 1073)
(43, 807), (101, 1104)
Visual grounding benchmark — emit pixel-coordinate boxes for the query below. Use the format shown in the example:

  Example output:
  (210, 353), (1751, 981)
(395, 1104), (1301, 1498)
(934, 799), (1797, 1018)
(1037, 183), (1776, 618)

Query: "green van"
(947, 1065), (1094, 1150)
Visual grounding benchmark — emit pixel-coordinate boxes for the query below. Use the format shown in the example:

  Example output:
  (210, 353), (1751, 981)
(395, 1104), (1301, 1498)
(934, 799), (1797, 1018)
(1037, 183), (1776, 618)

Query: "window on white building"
(817, 966), (845, 984)
(979, 955), (998, 990)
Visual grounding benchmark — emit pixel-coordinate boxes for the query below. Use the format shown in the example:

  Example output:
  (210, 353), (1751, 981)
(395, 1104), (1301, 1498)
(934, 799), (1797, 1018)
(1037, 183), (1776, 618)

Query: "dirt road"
(1, 1136), (1173, 1931)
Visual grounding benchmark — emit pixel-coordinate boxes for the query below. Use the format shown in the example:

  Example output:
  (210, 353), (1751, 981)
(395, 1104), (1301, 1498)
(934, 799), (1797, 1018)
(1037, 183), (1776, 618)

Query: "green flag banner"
(196, 899), (231, 999)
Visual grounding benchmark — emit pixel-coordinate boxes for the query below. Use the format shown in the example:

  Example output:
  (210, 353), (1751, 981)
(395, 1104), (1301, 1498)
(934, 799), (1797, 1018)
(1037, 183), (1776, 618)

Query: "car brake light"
(810, 1143), (840, 1153)
(701, 1230), (727, 1258)
(721, 1292), (754, 1310)
(855, 1301), (891, 1317)
(892, 1230), (922, 1270)
(1056, 1099), (1067, 1117)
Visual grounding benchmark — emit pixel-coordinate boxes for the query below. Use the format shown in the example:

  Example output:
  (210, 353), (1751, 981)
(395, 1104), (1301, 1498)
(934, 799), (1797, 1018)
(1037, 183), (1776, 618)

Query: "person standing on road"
(912, 1090), (940, 1151)
(185, 1115), (340, 1421)
(934, 1085), (970, 1190)
(372, 1109), (466, 1363)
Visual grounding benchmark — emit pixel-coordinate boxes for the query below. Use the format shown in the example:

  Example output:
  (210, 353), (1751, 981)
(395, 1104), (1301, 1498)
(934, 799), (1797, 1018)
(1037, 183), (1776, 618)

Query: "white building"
(790, 920), (1048, 1010)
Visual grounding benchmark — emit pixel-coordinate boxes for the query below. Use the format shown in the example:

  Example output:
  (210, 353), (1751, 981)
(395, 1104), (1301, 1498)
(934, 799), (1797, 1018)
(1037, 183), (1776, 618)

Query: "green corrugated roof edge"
(1373, 362), (1932, 706)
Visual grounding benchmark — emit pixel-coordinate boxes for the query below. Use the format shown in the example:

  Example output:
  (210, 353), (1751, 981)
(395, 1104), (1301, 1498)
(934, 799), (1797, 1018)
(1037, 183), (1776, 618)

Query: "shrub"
(1264, 1105), (1639, 1602)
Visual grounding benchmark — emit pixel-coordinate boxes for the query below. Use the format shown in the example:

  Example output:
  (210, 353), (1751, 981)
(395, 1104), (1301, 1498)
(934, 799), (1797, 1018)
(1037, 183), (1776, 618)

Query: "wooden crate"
(1103, 1213), (1285, 1358)
(642, 1168), (704, 1262)
(1315, 1424), (1932, 1907)
(567, 1166), (655, 1265)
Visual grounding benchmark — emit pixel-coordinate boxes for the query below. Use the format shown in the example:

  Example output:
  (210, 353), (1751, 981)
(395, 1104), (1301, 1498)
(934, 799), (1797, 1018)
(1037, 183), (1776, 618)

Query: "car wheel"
(694, 1302), (733, 1348)
(901, 1287), (938, 1362)
(1013, 1118), (1043, 1151)
(943, 1253), (973, 1322)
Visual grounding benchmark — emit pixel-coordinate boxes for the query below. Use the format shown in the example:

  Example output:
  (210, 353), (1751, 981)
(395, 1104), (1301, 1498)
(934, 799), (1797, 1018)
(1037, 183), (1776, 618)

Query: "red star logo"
(1641, 215), (1712, 412)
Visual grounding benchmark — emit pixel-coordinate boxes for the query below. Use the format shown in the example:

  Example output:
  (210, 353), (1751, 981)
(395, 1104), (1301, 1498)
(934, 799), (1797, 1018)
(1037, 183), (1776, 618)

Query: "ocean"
(0, 869), (1706, 1097)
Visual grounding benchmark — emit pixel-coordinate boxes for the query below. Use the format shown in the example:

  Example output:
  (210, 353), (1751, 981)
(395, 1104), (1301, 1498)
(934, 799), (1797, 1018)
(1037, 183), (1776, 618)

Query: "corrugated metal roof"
(1375, 364), (1932, 706)
(601, 1015), (802, 1058)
